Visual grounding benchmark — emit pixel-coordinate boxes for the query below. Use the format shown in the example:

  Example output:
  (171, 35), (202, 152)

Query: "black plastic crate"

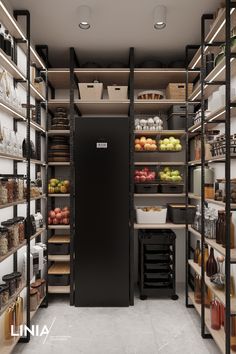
(167, 114), (193, 130)
(145, 254), (171, 262)
(145, 244), (170, 252)
(145, 273), (171, 280)
(135, 184), (159, 194)
(48, 274), (70, 286)
(168, 104), (194, 115)
(48, 243), (70, 255)
(144, 281), (173, 288)
(145, 263), (171, 271)
(168, 204), (196, 224)
(159, 184), (184, 194)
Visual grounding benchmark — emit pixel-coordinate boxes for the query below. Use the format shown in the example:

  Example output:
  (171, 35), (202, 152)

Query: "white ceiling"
(8, 0), (221, 67)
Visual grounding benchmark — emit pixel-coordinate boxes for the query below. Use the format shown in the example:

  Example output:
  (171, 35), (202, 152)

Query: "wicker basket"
(166, 83), (193, 100)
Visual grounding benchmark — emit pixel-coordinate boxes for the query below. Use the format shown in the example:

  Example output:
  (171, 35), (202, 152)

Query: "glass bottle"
(194, 273), (201, 304)
(220, 303), (225, 327)
(194, 240), (201, 264)
(204, 286), (212, 308)
(206, 247), (218, 277)
(216, 210), (224, 244)
(222, 212), (235, 249)
(231, 315), (236, 352)
(193, 205), (201, 231)
(198, 243), (209, 270)
(210, 298), (221, 330)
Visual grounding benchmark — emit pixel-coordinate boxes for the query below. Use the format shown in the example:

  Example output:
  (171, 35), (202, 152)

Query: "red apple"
(54, 208), (61, 214)
(135, 175), (140, 183)
(48, 217), (52, 225)
(49, 210), (56, 218)
(56, 212), (62, 220)
(52, 218), (59, 225)
(62, 218), (69, 225)
(143, 168), (149, 173)
(64, 210), (70, 218)
(62, 206), (69, 211)
(140, 175), (146, 182)
(60, 219), (64, 224)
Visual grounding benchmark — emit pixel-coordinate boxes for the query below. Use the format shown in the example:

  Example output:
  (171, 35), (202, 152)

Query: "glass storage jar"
(6, 178), (14, 203)
(1, 219), (15, 249)
(15, 217), (25, 243)
(37, 279), (46, 299)
(31, 280), (41, 301)
(12, 271), (22, 289)
(12, 177), (18, 201)
(18, 178), (24, 200)
(0, 283), (9, 305)
(30, 288), (38, 311)
(2, 273), (16, 296)
(8, 218), (19, 248)
(0, 178), (8, 204)
(0, 227), (8, 256)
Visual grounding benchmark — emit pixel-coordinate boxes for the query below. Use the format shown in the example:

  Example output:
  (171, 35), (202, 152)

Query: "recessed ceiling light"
(78, 5), (91, 30)
(154, 5), (167, 30)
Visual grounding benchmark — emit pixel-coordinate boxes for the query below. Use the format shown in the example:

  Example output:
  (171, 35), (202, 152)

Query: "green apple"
(166, 176), (172, 182)
(171, 170), (180, 176)
(163, 167), (170, 173)
(176, 176), (182, 182)
(175, 139), (180, 144)
(169, 137), (175, 142)
(175, 144), (182, 151)
(167, 143), (174, 150)
(163, 138), (170, 145)
(171, 175), (179, 182)
(160, 144), (167, 151)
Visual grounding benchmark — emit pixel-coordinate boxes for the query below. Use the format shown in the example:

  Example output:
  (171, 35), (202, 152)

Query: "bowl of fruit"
(159, 167), (183, 184)
(159, 137), (182, 152)
(134, 168), (156, 183)
(48, 207), (70, 225)
(48, 178), (70, 194)
(135, 137), (157, 151)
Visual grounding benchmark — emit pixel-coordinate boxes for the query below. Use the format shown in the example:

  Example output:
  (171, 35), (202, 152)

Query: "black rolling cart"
(138, 229), (178, 301)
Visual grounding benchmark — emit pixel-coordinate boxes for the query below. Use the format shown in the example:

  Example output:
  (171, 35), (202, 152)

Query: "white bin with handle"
(107, 86), (128, 100)
(79, 82), (103, 100)
(136, 206), (167, 224)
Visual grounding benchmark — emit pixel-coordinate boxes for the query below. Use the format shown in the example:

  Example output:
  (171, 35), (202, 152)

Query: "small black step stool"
(138, 229), (178, 301)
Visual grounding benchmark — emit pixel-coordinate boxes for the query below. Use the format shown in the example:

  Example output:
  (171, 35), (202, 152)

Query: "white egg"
(140, 119), (147, 126)
(154, 116), (161, 123)
(143, 125), (148, 130)
(135, 119), (140, 125)
(147, 118), (154, 125)
(136, 125), (142, 130)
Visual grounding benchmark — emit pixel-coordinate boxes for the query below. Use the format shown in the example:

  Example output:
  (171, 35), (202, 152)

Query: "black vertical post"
(14, 9), (31, 343)
(225, 1), (231, 353)
(129, 47), (134, 306)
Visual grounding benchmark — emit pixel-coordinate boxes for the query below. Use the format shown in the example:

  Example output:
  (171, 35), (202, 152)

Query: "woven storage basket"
(166, 83), (193, 100)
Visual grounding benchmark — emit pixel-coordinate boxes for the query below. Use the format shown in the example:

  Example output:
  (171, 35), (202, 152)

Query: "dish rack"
(209, 134), (236, 158)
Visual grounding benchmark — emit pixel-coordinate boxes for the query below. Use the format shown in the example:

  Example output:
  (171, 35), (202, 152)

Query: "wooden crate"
(166, 83), (193, 100)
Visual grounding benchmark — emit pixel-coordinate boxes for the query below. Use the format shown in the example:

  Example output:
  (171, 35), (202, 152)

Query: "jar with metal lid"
(12, 271), (22, 289)
(8, 218), (19, 248)
(1, 219), (15, 249)
(2, 273), (16, 296)
(37, 278), (46, 298)
(0, 178), (8, 204)
(15, 217), (25, 243)
(0, 227), (8, 256)
(30, 288), (38, 311)
(6, 178), (14, 203)
(31, 280), (41, 301)
(18, 178), (24, 200)
(0, 283), (9, 305)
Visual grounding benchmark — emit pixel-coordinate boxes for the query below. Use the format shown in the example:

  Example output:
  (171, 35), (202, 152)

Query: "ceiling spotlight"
(78, 5), (91, 30)
(154, 5), (167, 30)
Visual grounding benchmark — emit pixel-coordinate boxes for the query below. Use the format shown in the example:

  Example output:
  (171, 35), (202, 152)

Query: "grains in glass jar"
(8, 218), (19, 248)
(12, 271), (22, 289)
(0, 283), (9, 306)
(6, 178), (14, 203)
(1, 220), (15, 249)
(0, 178), (8, 204)
(18, 178), (24, 200)
(2, 273), (16, 296)
(30, 288), (38, 311)
(0, 227), (8, 256)
(15, 217), (25, 243)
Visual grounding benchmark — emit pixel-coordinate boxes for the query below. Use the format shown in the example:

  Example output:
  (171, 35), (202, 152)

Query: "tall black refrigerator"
(74, 117), (130, 306)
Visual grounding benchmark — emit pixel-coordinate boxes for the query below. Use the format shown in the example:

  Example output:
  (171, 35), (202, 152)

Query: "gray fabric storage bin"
(167, 114), (194, 130)
(168, 104), (195, 114)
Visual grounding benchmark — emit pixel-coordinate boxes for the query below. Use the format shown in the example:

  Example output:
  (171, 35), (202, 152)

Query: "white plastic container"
(78, 82), (103, 100)
(136, 206), (167, 224)
(107, 86), (128, 100)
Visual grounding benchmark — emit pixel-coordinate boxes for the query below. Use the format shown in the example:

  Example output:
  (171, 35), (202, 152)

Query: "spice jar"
(0, 178), (8, 204)
(8, 218), (19, 248)
(1, 219), (15, 249)
(30, 288), (38, 311)
(12, 271), (22, 289)
(6, 178), (14, 203)
(0, 283), (9, 305)
(0, 226), (8, 256)
(2, 273), (16, 296)
(15, 217), (25, 243)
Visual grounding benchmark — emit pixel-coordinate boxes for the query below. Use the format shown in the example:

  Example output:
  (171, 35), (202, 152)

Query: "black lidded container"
(2, 273), (16, 296)
(4, 30), (11, 57)
(168, 204), (196, 224)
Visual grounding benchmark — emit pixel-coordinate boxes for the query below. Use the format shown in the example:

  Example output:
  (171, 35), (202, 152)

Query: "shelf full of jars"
(0, 4), (48, 351)
(186, 3), (236, 354)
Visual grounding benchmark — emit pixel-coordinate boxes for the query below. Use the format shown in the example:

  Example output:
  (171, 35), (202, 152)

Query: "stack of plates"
(48, 136), (70, 162)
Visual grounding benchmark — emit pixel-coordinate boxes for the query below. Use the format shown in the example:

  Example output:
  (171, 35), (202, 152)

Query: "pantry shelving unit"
(185, 2), (236, 353)
(0, 2), (48, 349)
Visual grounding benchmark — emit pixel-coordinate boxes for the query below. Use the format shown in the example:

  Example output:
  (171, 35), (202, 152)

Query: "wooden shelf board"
(48, 235), (70, 243)
(134, 162), (185, 166)
(134, 193), (185, 197)
(0, 152), (24, 162)
(48, 194), (70, 197)
(0, 240), (26, 263)
(30, 227), (46, 241)
(188, 156), (230, 166)
(188, 226), (236, 263)
(47, 69), (70, 88)
(134, 223), (185, 229)
(0, 99), (26, 120)
(48, 285), (70, 294)
(75, 99), (130, 116)
(48, 262), (70, 274)
(29, 83), (46, 101)
(30, 159), (46, 166)
(188, 193), (236, 208)
(0, 284), (26, 317)
(133, 68), (198, 89)
(48, 162), (70, 166)
(74, 68), (130, 86)
(0, 1), (26, 39)
(0, 48), (26, 80)
(48, 225), (70, 230)
(48, 130), (70, 135)
(188, 259), (236, 313)
(30, 120), (46, 133)
(48, 255), (70, 262)
(188, 292), (226, 354)
(134, 130), (185, 137)
(134, 100), (186, 113)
